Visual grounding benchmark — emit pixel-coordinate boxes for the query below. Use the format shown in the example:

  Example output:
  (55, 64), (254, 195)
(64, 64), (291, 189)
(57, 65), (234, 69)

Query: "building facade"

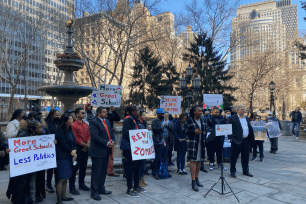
(230, 0), (305, 112)
(74, 0), (195, 105)
(0, 0), (74, 115)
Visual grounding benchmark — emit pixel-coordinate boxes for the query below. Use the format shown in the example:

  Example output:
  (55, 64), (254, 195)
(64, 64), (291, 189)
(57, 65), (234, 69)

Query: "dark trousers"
(206, 141), (210, 161)
(269, 137), (278, 151)
(139, 160), (146, 178)
(91, 156), (109, 196)
(69, 146), (89, 189)
(154, 144), (164, 174)
(177, 149), (186, 170)
(230, 138), (250, 174)
(208, 139), (223, 164)
(167, 137), (173, 161)
(253, 141), (264, 158)
(46, 168), (58, 186)
(123, 150), (141, 190)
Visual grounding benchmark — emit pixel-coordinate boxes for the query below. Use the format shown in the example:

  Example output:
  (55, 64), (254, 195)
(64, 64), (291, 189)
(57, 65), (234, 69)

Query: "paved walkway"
(1, 135), (306, 204)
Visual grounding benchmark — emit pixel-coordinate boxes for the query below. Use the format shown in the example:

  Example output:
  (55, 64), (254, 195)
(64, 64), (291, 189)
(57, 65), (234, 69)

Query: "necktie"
(103, 119), (111, 141)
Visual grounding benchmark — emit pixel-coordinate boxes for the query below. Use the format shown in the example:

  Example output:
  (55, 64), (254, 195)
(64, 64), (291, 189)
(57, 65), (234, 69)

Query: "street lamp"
(282, 95), (286, 120)
(179, 65), (201, 116)
(269, 80), (275, 115)
(249, 92), (253, 117)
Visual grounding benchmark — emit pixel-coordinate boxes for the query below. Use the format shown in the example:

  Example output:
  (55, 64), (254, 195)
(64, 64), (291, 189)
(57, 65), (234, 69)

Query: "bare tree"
(184, 0), (243, 62)
(73, 0), (166, 90)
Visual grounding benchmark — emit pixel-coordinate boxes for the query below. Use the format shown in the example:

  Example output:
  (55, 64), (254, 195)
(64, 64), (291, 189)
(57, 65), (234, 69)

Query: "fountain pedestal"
(38, 19), (96, 112)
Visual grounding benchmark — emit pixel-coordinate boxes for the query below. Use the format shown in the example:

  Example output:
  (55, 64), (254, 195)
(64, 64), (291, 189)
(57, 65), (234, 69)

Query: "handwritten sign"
(215, 124), (232, 136)
(203, 94), (223, 109)
(91, 84), (122, 107)
(8, 135), (56, 178)
(129, 129), (155, 161)
(160, 96), (181, 114)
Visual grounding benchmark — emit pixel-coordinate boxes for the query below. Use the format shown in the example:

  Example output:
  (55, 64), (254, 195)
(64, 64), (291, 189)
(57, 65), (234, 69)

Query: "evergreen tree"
(160, 61), (180, 96)
(129, 46), (163, 110)
(183, 33), (237, 108)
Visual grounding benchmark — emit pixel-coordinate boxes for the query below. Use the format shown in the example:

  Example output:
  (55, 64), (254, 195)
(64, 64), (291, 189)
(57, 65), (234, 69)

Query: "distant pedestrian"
(183, 106), (208, 192)
(289, 107), (303, 140)
(265, 111), (282, 154)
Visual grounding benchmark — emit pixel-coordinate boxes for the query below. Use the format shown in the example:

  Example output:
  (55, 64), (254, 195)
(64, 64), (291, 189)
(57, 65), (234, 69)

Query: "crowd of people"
(0, 103), (302, 203)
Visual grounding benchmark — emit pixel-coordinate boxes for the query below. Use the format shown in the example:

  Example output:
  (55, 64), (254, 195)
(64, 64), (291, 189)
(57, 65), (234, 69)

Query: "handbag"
(157, 158), (169, 179)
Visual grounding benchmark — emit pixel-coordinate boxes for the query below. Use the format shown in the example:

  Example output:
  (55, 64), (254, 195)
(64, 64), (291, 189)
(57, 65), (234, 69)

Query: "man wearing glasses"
(69, 108), (91, 195)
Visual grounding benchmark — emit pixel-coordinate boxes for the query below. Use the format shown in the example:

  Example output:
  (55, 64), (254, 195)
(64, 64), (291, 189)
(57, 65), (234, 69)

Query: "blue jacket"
(173, 120), (187, 152)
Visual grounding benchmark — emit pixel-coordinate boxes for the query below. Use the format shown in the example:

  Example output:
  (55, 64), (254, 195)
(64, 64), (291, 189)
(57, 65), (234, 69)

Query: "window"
(157, 16), (162, 22)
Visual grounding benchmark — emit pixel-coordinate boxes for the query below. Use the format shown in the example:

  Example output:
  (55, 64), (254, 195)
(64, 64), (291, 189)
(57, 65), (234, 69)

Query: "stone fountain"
(38, 19), (97, 112)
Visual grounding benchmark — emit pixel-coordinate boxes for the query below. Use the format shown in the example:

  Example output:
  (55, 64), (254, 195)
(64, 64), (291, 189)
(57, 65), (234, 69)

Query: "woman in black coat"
(183, 106), (208, 192)
(55, 114), (76, 204)
(173, 113), (188, 175)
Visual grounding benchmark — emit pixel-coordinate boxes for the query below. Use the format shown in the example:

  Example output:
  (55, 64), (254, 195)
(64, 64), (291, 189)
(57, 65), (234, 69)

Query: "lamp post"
(282, 95), (286, 120)
(179, 64), (201, 116)
(269, 80), (275, 115)
(249, 92), (253, 117)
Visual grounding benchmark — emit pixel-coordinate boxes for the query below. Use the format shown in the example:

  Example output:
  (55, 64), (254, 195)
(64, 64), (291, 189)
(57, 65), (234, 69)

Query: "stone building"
(74, 0), (195, 105)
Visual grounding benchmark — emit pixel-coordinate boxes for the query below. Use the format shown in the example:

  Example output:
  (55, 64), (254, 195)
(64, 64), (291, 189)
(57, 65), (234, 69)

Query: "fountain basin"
(54, 58), (84, 71)
(38, 85), (97, 111)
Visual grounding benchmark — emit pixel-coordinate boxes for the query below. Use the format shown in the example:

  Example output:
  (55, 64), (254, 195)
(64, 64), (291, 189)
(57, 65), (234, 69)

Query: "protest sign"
(223, 138), (231, 147)
(129, 129), (155, 161)
(160, 96), (181, 114)
(90, 84), (122, 107)
(266, 121), (282, 138)
(215, 124), (232, 136)
(254, 131), (267, 141)
(203, 94), (223, 109)
(8, 135), (56, 178)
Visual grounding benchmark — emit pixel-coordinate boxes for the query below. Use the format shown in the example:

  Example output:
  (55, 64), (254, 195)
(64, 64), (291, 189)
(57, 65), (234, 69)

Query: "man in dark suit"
(89, 106), (115, 201)
(227, 106), (254, 178)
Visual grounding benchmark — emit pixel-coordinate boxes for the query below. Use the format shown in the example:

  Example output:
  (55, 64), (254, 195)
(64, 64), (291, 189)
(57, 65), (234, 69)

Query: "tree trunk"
(7, 84), (17, 121)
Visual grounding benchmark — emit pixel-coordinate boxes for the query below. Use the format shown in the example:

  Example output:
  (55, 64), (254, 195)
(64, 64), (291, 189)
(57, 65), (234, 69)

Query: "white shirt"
(238, 116), (249, 138)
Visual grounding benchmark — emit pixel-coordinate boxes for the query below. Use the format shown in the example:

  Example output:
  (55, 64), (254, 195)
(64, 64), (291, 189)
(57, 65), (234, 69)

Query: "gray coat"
(152, 118), (164, 144)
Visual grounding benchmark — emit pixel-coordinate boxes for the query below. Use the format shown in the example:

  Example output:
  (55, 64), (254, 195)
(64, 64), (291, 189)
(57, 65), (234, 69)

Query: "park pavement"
(1, 135), (306, 204)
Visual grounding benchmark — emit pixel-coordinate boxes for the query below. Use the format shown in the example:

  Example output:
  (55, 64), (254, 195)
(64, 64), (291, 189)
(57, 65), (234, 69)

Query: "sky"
(159, 0), (306, 32)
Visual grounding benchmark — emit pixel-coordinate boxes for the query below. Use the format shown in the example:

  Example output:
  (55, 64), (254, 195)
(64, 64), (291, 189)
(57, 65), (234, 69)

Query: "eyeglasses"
(256, 117), (260, 119)
(79, 112), (85, 115)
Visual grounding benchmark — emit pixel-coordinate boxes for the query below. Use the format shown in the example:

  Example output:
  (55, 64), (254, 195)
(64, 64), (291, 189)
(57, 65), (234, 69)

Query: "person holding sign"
(173, 113), (188, 175)
(89, 107), (115, 201)
(251, 116), (265, 162)
(265, 111), (282, 154)
(121, 106), (146, 197)
(55, 114), (77, 204)
(183, 106), (208, 192)
(207, 108), (228, 171)
(227, 106), (254, 178)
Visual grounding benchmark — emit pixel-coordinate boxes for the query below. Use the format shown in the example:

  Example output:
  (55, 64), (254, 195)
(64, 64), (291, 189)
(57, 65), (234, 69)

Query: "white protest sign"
(215, 124), (232, 136)
(91, 84), (122, 107)
(160, 96), (181, 114)
(203, 94), (223, 109)
(8, 135), (57, 178)
(267, 121), (282, 138)
(129, 129), (155, 161)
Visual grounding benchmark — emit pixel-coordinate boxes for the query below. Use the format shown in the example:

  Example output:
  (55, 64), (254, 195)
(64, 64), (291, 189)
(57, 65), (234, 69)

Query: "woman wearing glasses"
(251, 116), (265, 162)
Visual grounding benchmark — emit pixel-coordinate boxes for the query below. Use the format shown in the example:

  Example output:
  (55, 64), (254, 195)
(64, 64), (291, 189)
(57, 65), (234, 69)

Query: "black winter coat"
(55, 127), (76, 160)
